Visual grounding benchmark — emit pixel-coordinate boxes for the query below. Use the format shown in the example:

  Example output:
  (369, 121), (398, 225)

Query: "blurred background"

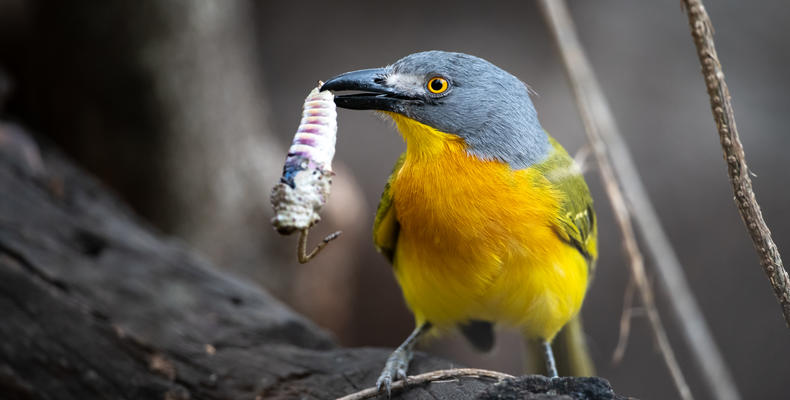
(1, 1), (788, 399)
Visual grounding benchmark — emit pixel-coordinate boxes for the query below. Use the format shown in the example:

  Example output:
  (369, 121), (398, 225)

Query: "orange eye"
(427, 77), (449, 94)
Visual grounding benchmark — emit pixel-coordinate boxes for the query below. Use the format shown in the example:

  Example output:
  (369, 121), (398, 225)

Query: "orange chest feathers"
(392, 148), (560, 253)
(383, 113), (589, 337)
(387, 113), (562, 258)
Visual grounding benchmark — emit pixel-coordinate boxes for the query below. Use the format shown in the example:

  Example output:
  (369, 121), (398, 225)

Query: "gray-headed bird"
(322, 51), (596, 395)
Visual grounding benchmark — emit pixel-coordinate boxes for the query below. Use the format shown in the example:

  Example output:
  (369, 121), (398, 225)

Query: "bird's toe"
(376, 373), (393, 398)
(376, 348), (412, 398)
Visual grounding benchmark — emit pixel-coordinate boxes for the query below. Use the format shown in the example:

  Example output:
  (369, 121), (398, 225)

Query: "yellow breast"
(387, 113), (588, 340)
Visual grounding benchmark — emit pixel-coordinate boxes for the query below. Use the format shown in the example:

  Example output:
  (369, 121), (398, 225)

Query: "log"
(0, 124), (630, 399)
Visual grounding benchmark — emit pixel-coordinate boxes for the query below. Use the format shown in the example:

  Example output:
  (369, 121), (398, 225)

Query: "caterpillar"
(270, 82), (341, 262)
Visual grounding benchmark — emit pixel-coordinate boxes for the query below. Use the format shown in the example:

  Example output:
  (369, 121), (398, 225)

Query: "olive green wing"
(373, 152), (407, 263)
(534, 137), (598, 376)
(535, 137), (598, 268)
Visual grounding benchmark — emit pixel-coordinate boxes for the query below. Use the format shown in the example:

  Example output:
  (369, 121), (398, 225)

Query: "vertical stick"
(682, 0), (790, 327)
(537, 2), (740, 400)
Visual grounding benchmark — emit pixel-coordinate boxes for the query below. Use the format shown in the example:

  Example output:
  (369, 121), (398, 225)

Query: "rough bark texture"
(0, 126), (630, 399)
(682, 0), (790, 328)
(479, 376), (630, 400)
(0, 0), (370, 338)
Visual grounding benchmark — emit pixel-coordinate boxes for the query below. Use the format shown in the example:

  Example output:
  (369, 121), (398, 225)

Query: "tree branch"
(537, 2), (744, 400)
(336, 368), (514, 400)
(681, 0), (790, 327)
(537, 2), (742, 400)
(612, 275), (637, 365)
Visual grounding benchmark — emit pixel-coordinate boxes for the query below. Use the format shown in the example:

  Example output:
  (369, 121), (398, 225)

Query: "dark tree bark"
(0, 0), (372, 339)
(0, 126), (629, 399)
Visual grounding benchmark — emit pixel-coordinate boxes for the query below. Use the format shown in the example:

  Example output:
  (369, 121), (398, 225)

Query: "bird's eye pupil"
(428, 77), (448, 94)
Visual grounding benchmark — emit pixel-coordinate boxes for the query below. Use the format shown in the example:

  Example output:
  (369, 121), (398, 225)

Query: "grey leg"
(376, 322), (431, 397)
(543, 340), (558, 378)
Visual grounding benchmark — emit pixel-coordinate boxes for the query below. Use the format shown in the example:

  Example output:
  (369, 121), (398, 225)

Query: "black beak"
(321, 68), (421, 112)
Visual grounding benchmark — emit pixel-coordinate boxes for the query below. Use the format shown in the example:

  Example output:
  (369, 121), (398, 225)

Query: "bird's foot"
(376, 347), (411, 397)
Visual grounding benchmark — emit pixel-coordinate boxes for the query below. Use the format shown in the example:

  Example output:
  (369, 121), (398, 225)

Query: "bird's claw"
(376, 375), (392, 398)
(376, 348), (410, 398)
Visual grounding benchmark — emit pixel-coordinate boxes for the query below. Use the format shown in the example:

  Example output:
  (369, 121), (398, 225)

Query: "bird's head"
(321, 51), (549, 168)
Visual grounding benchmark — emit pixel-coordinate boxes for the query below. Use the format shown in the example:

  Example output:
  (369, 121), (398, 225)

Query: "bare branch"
(682, 0), (790, 326)
(537, 2), (714, 399)
(537, 2), (742, 400)
(612, 275), (637, 365)
(336, 368), (514, 400)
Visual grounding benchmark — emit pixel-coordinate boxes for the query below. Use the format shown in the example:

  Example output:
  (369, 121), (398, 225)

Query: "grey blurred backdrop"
(1, 1), (788, 399)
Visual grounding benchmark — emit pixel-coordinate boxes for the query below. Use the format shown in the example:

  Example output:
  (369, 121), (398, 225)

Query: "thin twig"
(537, 2), (742, 400)
(612, 275), (637, 365)
(335, 368), (514, 400)
(537, 1), (697, 399)
(682, 0), (790, 326)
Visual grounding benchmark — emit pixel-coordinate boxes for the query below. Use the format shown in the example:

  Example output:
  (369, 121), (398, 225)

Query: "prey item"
(270, 82), (341, 263)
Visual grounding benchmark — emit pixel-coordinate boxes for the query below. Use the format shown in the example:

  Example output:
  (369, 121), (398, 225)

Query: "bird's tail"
(525, 315), (595, 376)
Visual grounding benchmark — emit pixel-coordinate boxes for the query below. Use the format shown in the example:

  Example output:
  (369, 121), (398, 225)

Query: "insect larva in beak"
(270, 82), (342, 263)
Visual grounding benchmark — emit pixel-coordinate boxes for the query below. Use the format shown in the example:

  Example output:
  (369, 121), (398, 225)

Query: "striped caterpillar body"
(271, 84), (337, 235)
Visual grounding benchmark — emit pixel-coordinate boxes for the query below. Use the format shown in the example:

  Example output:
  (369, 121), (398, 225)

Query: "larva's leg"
(297, 229), (342, 264)
(271, 84), (340, 264)
(376, 322), (432, 397)
(542, 339), (559, 378)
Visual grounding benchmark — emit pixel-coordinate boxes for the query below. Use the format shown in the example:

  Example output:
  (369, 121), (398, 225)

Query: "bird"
(321, 50), (597, 396)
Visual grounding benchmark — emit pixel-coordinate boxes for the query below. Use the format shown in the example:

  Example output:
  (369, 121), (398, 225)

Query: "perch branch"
(336, 368), (514, 400)
(682, 0), (790, 327)
(537, 2), (741, 400)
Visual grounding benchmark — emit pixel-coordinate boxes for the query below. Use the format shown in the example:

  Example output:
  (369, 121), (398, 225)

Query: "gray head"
(321, 51), (549, 169)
